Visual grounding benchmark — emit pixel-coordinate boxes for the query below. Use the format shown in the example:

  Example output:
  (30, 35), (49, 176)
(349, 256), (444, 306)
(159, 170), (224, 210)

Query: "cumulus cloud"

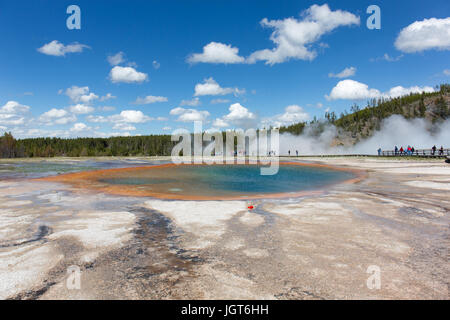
(180, 97), (201, 107)
(109, 110), (152, 123)
(194, 78), (244, 96)
(326, 80), (435, 100)
(0, 101), (30, 126)
(107, 52), (126, 66)
(395, 17), (450, 53)
(262, 105), (310, 127)
(39, 108), (77, 125)
(224, 103), (256, 121)
(188, 42), (245, 64)
(0, 101), (30, 114)
(247, 4), (359, 65)
(134, 95), (168, 104)
(212, 118), (229, 128)
(109, 66), (148, 83)
(328, 66), (356, 78)
(65, 86), (98, 104)
(37, 40), (89, 56)
(212, 103), (257, 129)
(70, 122), (90, 132)
(69, 104), (95, 114)
(326, 80), (381, 100)
(170, 107), (210, 122)
(86, 115), (108, 123)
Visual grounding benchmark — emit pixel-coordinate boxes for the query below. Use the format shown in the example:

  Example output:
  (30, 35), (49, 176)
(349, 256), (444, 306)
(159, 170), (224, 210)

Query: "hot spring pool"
(40, 162), (359, 200)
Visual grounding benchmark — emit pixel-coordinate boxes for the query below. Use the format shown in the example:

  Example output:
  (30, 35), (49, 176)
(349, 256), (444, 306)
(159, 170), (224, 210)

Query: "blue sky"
(0, 0), (449, 138)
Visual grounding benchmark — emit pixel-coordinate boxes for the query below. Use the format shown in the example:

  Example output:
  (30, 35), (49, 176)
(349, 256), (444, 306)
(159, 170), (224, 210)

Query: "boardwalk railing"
(381, 148), (450, 157)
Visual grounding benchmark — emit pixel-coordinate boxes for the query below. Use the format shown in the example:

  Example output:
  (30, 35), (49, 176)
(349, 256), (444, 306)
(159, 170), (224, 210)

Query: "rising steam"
(279, 115), (450, 155)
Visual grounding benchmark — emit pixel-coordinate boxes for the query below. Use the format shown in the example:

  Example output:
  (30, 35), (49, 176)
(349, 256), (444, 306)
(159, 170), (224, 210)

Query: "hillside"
(280, 84), (450, 146)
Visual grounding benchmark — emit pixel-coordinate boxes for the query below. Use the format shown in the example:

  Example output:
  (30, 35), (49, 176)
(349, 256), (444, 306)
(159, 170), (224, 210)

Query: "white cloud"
(134, 95), (168, 104)
(0, 101), (30, 126)
(385, 85), (435, 98)
(152, 60), (160, 69)
(98, 106), (116, 112)
(38, 108), (76, 125)
(370, 53), (403, 62)
(328, 66), (356, 78)
(54, 115), (77, 125)
(107, 52), (126, 66)
(326, 79), (435, 100)
(109, 66), (148, 83)
(109, 110), (152, 123)
(70, 123), (90, 132)
(112, 123), (137, 131)
(170, 107), (210, 122)
(0, 101), (30, 114)
(213, 103), (257, 129)
(100, 93), (116, 101)
(40, 108), (66, 120)
(326, 80), (381, 100)
(69, 104), (95, 114)
(443, 69), (450, 76)
(247, 4), (359, 65)
(0, 115), (26, 126)
(212, 118), (229, 128)
(395, 17), (450, 53)
(223, 103), (256, 121)
(37, 40), (89, 56)
(262, 105), (309, 127)
(86, 115), (108, 123)
(188, 42), (245, 64)
(180, 97), (201, 107)
(194, 78), (244, 96)
(65, 86), (98, 104)
(211, 98), (230, 104)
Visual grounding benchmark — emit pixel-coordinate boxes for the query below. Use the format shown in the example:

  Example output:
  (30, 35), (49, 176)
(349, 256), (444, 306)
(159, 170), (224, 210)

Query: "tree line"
(0, 134), (176, 158)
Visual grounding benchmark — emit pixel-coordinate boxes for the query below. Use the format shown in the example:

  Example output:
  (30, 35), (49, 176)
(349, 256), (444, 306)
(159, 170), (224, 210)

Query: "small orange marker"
(248, 205), (254, 210)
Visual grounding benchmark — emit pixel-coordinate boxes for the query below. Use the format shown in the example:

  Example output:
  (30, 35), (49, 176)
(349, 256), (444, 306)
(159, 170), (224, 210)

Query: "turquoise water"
(192, 165), (353, 194)
(98, 164), (355, 197)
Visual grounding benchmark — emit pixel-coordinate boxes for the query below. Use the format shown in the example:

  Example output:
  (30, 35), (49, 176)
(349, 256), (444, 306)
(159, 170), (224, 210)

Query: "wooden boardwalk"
(381, 148), (449, 158)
